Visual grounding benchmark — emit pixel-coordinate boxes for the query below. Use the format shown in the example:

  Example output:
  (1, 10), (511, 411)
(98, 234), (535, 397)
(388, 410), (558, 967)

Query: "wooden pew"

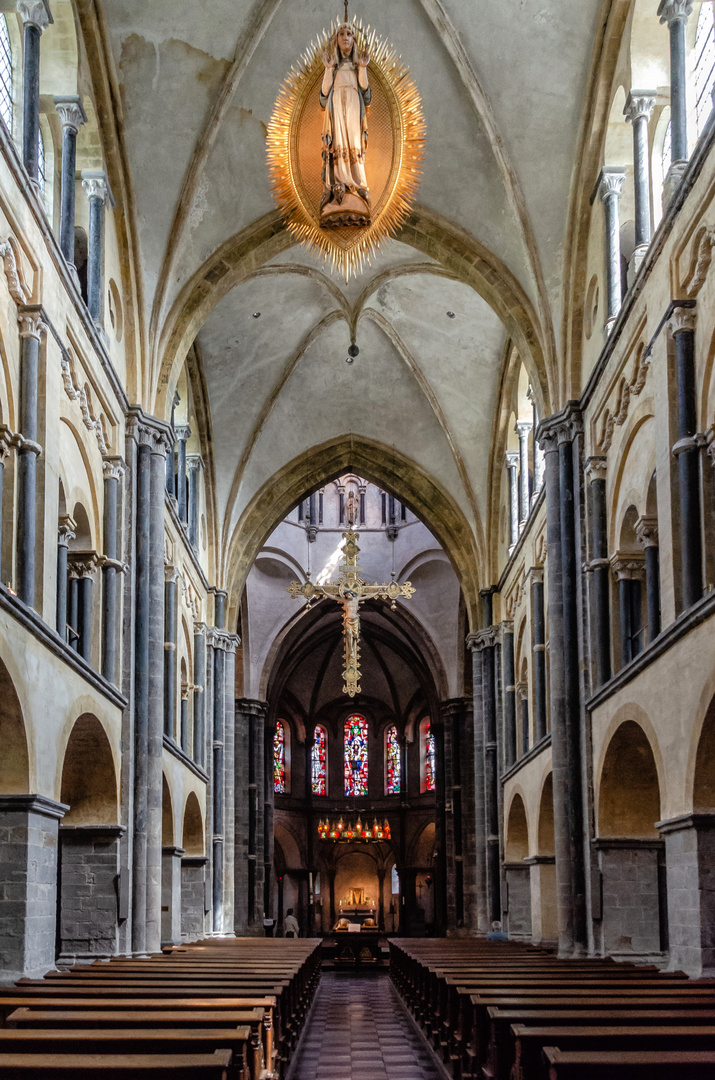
(0, 1049), (233, 1079)
(541, 1046), (715, 1078)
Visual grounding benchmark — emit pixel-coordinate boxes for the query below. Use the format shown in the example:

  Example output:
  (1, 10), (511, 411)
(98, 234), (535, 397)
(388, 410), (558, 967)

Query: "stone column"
(658, 0), (693, 201)
(624, 91), (656, 272)
(16, 1), (51, 184)
(16, 310), (46, 608)
(187, 453), (202, 550)
(126, 409), (173, 957)
(234, 699), (267, 936)
(431, 710), (448, 933)
(636, 516), (661, 641)
(515, 420), (533, 527)
(81, 171), (114, 323)
(670, 306), (703, 610)
(164, 567), (178, 739)
(193, 623), (206, 764)
(0, 794), (66, 980)
(612, 554), (645, 667)
(222, 637), (238, 936)
(174, 424), (190, 526)
(101, 458), (124, 684)
(74, 554), (98, 665)
(598, 168), (626, 335)
(538, 406), (587, 957)
(53, 96), (87, 265)
(209, 630), (225, 932)
(161, 845), (184, 947)
(586, 456), (611, 686)
(67, 562), (79, 650)
(503, 622), (516, 767)
(531, 567), (547, 742)
(478, 588), (501, 926)
(180, 683), (189, 754)
(658, 812), (715, 976)
(506, 451), (519, 548)
(515, 681), (528, 756)
(0, 425), (13, 571)
(166, 392), (179, 497)
(56, 515), (75, 639)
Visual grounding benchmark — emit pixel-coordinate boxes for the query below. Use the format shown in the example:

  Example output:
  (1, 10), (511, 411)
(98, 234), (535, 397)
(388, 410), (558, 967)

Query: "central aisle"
(287, 973), (444, 1080)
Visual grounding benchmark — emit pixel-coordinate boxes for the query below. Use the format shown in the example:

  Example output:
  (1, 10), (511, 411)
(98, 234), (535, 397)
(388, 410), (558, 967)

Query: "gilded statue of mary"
(319, 23), (371, 227)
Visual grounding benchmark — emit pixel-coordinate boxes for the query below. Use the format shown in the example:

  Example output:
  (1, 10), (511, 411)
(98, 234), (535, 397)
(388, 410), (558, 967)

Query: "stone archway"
(504, 793), (531, 939)
(180, 791), (207, 942)
(530, 773), (557, 944)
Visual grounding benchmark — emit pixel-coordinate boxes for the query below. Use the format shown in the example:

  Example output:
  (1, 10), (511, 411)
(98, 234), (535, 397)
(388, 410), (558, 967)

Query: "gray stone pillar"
(624, 91), (656, 271)
(175, 424), (190, 526)
(222, 638), (238, 935)
(468, 630), (490, 933)
(164, 567), (178, 739)
(16, 310), (45, 608)
(531, 567), (547, 742)
(503, 622), (516, 767)
(71, 554), (97, 665)
(518, 683), (529, 756)
(81, 171), (113, 323)
(126, 409), (172, 956)
(161, 845), (184, 947)
(636, 516), (661, 641)
(181, 856), (208, 942)
(506, 450), (519, 548)
(478, 587), (501, 926)
(586, 456), (611, 686)
(53, 96), (87, 265)
(187, 453), (202, 550)
(598, 168), (626, 334)
(56, 515), (75, 639)
(0, 425), (13, 572)
(67, 564), (79, 650)
(432, 710), (448, 933)
(0, 794), (66, 980)
(234, 699), (267, 936)
(612, 554), (645, 666)
(658, 812), (715, 976)
(658, 0), (693, 200)
(101, 458), (123, 684)
(210, 630), (225, 932)
(16, 1), (51, 184)
(58, 824), (123, 962)
(180, 683), (189, 754)
(193, 623), (206, 764)
(515, 420), (533, 527)
(538, 406), (587, 957)
(670, 306), (703, 610)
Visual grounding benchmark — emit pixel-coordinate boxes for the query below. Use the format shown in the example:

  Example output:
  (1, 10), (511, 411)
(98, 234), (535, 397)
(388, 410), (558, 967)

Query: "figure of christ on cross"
(287, 528), (415, 697)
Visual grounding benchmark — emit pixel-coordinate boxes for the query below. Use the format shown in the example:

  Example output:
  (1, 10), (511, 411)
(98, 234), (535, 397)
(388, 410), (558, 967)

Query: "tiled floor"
(287, 973), (445, 1080)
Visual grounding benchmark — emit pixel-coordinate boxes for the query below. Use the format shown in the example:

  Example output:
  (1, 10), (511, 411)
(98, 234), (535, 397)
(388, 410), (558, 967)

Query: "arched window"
(420, 718), (436, 793)
(385, 725), (401, 794)
(273, 720), (286, 794)
(695, 3), (715, 137)
(344, 714), (368, 796)
(0, 16), (12, 132)
(312, 724), (327, 795)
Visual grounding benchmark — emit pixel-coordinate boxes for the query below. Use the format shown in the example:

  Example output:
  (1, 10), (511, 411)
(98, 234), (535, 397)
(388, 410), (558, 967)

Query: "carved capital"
(57, 515), (76, 547)
(174, 424), (191, 442)
(16, 0), (52, 32)
(186, 452), (204, 472)
(68, 550), (99, 578)
(53, 95), (87, 133)
(529, 565), (544, 584)
(624, 90), (656, 124)
(0, 423), (14, 463)
(537, 402), (583, 451)
(611, 553), (645, 580)
(658, 0), (693, 25)
(193, 620), (206, 637)
(598, 167), (626, 203)
(181, 682), (191, 702)
(81, 170), (115, 208)
(164, 563), (180, 584)
(102, 456), (125, 482)
(668, 304), (697, 336)
(585, 455), (608, 482)
(126, 406), (174, 453)
(505, 450), (519, 470)
(514, 419), (533, 438)
(635, 515), (659, 549)
(466, 627), (497, 652)
(17, 310), (47, 340)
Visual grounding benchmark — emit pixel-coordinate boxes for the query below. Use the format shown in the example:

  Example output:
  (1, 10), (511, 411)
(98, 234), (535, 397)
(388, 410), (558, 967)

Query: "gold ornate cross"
(287, 529), (415, 698)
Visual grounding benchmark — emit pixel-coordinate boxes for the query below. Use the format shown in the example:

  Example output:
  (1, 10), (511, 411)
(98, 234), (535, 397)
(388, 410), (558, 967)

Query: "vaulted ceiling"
(101, 0), (602, 583)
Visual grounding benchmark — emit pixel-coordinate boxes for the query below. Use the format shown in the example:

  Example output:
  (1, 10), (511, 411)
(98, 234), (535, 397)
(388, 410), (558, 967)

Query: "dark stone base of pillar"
(595, 839), (664, 960)
(504, 863), (532, 939)
(58, 825), (124, 962)
(181, 857), (207, 942)
(660, 813), (715, 976)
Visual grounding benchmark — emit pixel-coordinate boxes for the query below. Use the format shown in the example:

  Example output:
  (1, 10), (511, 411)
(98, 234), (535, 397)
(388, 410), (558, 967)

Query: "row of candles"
(318, 816), (392, 841)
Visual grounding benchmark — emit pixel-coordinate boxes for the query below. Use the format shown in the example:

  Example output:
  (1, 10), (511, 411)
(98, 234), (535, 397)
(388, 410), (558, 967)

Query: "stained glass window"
(312, 725), (327, 795)
(0, 16), (12, 133)
(424, 720), (436, 792)
(386, 725), (401, 794)
(344, 714), (368, 796)
(274, 720), (286, 794)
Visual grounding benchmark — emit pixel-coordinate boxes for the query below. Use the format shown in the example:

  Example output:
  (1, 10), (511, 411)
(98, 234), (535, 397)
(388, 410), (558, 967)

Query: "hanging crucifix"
(287, 504), (415, 697)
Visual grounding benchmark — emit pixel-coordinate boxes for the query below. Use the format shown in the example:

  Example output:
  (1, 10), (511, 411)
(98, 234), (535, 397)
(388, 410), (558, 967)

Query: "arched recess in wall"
(693, 694), (715, 812)
(538, 773), (555, 856)
(60, 714), (117, 824)
(505, 792), (529, 861)
(224, 434), (483, 635)
(598, 719), (661, 837)
(162, 773), (174, 847)
(182, 791), (204, 856)
(0, 654), (29, 794)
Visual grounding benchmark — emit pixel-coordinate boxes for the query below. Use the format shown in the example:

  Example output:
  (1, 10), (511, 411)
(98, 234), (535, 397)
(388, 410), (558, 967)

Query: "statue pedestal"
(320, 192), (370, 228)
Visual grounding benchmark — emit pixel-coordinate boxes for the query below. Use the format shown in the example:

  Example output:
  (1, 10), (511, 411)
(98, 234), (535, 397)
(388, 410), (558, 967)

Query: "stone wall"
(58, 826), (122, 961)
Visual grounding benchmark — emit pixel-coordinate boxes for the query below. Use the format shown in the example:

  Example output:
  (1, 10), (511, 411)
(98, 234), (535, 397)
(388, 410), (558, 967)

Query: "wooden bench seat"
(0, 1049), (233, 1079)
(541, 1046), (715, 1078)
